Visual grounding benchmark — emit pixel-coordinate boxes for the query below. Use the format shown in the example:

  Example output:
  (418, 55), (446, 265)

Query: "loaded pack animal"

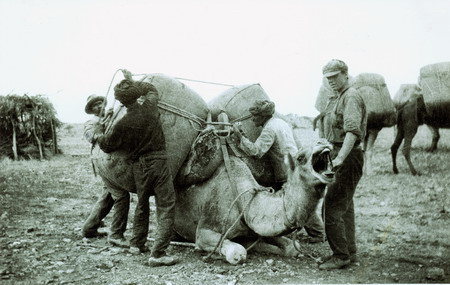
(391, 84), (450, 175)
(175, 137), (334, 264)
(93, 74), (335, 264)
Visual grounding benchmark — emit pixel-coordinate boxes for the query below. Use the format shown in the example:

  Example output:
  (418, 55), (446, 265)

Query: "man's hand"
(232, 123), (245, 145)
(331, 157), (344, 172)
(121, 69), (133, 80)
(94, 123), (105, 135)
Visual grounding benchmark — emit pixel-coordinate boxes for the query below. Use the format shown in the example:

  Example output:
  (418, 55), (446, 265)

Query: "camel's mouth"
(311, 141), (334, 184)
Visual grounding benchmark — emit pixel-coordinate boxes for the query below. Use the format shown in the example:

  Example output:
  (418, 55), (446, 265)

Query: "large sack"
(176, 126), (274, 187)
(418, 62), (450, 124)
(351, 73), (396, 129)
(314, 77), (336, 113)
(93, 73), (209, 192)
(208, 84), (270, 142)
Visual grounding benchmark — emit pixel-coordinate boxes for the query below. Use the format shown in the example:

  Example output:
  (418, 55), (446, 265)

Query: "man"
(94, 76), (179, 267)
(82, 95), (114, 238)
(318, 59), (367, 270)
(232, 100), (325, 242)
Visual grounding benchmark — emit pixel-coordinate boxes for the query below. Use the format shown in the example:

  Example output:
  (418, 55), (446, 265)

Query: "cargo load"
(92, 73), (209, 192)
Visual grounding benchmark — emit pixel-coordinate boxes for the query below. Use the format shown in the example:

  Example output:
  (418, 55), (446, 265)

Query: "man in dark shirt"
(318, 59), (367, 270)
(95, 77), (179, 267)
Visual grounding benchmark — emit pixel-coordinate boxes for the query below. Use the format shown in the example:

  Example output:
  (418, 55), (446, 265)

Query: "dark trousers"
(324, 147), (363, 260)
(102, 181), (130, 239)
(82, 186), (114, 236)
(131, 155), (176, 258)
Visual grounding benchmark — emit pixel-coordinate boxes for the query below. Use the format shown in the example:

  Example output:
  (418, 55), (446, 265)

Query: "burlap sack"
(418, 62), (450, 123)
(351, 73), (396, 129)
(93, 73), (209, 192)
(208, 84), (271, 142)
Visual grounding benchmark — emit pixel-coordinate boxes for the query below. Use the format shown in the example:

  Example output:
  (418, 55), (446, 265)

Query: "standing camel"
(391, 84), (450, 175)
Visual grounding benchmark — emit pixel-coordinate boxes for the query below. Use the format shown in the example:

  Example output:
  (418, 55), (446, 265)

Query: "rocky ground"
(0, 124), (448, 284)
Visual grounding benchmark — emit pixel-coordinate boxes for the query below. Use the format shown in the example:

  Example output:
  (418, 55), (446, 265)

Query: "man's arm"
(332, 132), (357, 170)
(238, 127), (276, 158)
(95, 120), (125, 153)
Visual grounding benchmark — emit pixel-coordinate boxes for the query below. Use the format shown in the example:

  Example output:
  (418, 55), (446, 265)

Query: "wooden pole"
(11, 120), (18, 161)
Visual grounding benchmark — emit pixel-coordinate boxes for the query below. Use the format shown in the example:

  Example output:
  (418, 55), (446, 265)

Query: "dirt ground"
(0, 123), (449, 284)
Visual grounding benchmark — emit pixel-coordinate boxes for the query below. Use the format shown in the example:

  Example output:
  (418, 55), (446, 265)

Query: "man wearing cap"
(82, 95), (114, 238)
(232, 100), (325, 242)
(93, 76), (179, 267)
(318, 59), (367, 270)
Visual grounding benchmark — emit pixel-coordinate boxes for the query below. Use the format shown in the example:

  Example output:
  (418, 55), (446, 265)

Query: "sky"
(0, 0), (449, 123)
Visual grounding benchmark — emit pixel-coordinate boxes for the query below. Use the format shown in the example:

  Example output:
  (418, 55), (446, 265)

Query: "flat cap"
(323, 59), (348, 77)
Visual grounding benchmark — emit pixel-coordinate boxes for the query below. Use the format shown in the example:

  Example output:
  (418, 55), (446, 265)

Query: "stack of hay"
(418, 62), (450, 126)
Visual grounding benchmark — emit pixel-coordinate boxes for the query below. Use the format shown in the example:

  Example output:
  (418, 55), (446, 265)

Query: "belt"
(331, 142), (362, 150)
(130, 150), (168, 161)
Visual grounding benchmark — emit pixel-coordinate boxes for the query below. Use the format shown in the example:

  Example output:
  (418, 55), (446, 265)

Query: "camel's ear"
(286, 153), (296, 172)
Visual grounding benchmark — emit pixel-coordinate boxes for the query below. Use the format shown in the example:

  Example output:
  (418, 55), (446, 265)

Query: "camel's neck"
(283, 179), (320, 229)
(243, 176), (320, 236)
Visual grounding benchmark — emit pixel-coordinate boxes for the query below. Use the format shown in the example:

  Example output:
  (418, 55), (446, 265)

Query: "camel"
(174, 138), (334, 264)
(391, 84), (450, 175)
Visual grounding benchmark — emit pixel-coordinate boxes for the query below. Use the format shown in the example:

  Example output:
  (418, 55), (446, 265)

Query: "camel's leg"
(391, 128), (404, 174)
(402, 124), (420, 176)
(246, 236), (300, 257)
(427, 125), (440, 152)
(195, 227), (247, 265)
(364, 129), (379, 174)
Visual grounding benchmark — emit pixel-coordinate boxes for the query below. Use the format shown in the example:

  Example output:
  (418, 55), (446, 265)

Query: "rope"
(292, 229), (321, 262)
(175, 77), (235, 87)
(101, 69), (123, 120)
(231, 113), (253, 123)
(131, 74), (235, 87)
(203, 188), (256, 262)
(157, 101), (206, 131)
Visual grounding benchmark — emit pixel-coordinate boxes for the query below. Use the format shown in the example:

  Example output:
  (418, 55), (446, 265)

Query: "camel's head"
(287, 138), (334, 186)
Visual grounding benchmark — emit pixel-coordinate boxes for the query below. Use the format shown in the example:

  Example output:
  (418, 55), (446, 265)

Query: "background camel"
(391, 84), (450, 175)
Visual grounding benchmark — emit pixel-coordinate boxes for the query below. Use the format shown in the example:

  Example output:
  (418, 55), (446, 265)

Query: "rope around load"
(131, 74), (235, 87)
(157, 101), (205, 131)
(103, 70), (208, 132)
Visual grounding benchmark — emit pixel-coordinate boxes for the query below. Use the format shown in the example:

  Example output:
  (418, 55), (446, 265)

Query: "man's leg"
(320, 149), (363, 270)
(130, 160), (153, 250)
(343, 199), (357, 261)
(107, 183), (130, 241)
(150, 162), (176, 258)
(82, 186), (114, 238)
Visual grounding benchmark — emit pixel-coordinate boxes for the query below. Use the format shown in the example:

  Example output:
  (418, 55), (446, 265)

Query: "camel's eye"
(297, 152), (307, 164)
